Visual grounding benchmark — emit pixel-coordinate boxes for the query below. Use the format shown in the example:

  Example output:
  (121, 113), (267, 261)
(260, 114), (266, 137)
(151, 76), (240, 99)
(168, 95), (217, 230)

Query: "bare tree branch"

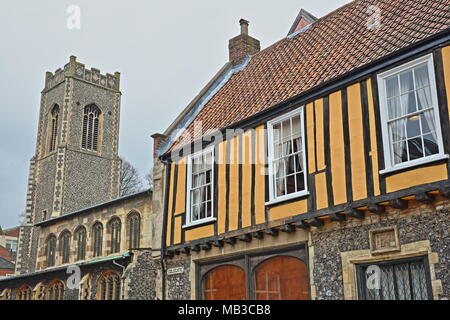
(120, 158), (144, 196)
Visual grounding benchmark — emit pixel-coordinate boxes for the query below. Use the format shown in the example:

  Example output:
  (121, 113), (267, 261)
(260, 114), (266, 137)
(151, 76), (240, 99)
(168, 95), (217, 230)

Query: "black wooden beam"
(238, 234), (252, 242)
(439, 188), (450, 199)
(347, 208), (365, 219)
(265, 228), (279, 236)
(165, 250), (174, 258)
(200, 243), (211, 251)
(415, 193), (434, 204)
(191, 244), (201, 252)
(181, 247), (190, 255)
(280, 224), (296, 233)
(295, 220), (310, 229)
(329, 213), (346, 222)
(389, 198), (408, 210)
(224, 237), (237, 245)
(212, 240), (224, 248)
(308, 219), (324, 228)
(368, 204), (386, 215)
(252, 231), (264, 240)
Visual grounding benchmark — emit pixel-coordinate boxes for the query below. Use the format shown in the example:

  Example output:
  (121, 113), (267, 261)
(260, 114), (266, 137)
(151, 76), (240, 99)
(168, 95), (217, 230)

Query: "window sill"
(183, 217), (217, 229)
(265, 191), (310, 207)
(379, 154), (449, 175)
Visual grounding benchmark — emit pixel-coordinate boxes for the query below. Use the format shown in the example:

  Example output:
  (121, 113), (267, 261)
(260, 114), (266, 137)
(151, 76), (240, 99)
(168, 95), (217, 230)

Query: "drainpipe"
(160, 159), (171, 300)
(112, 259), (127, 300)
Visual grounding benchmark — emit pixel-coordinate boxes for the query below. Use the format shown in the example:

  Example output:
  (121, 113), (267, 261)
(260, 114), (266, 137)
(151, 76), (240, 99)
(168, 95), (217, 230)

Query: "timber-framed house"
(153, 0), (450, 300)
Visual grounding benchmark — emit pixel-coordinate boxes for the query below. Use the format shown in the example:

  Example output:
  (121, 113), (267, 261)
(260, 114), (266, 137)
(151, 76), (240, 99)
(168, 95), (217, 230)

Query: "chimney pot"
(239, 19), (249, 35)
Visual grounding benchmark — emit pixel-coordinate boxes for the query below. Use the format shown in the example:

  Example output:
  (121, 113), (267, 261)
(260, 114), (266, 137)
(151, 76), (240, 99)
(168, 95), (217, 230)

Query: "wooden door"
(203, 265), (246, 300)
(254, 256), (309, 300)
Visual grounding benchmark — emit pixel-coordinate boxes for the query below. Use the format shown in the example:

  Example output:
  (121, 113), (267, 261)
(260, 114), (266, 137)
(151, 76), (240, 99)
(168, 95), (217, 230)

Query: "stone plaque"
(167, 266), (184, 275)
(369, 226), (400, 255)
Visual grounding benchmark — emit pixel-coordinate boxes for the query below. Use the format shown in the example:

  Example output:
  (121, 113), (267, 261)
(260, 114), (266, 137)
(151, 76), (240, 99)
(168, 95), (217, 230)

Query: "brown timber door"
(203, 265), (247, 300)
(254, 256), (309, 300)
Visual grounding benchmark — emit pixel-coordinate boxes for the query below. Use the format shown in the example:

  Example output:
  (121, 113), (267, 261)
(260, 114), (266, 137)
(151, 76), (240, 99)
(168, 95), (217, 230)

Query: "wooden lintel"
(368, 204), (386, 215)
(329, 212), (346, 222)
(280, 224), (296, 233)
(389, 198), (408, 210)
(415, 192), (434, 204)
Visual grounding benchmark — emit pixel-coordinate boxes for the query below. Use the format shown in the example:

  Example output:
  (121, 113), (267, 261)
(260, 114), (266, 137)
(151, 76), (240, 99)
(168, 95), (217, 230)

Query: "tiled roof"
(3, 227), (19, 238)
(0, 246), (13, 263)
(0, 257), (14, 270)
(166, 0), (450, 154)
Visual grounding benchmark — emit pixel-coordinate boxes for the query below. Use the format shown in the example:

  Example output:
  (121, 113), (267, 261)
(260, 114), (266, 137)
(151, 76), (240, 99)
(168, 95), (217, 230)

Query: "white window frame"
(266, 106), (309, 205)
(184, 146), (216, 228)
(377, 54), (448, 175)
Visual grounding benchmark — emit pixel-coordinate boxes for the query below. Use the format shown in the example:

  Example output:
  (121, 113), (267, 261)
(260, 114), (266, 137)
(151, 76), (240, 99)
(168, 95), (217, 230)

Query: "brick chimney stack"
(229, 19), (260, 66)
(151, 133), (167, 159)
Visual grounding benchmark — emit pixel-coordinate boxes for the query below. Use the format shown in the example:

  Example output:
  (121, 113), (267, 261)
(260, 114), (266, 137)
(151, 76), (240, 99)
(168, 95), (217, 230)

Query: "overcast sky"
(0, 0), (351, 229)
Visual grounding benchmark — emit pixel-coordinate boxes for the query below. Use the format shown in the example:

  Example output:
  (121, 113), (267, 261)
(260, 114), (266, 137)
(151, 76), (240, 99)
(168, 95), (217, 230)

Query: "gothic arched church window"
(49, 104), (59, 152)
(109, 218), (121, 254)
(45, 234), (57, 267)
(127, 212), (140, 249)
(81, 104), (101, 152)
(92, 222), (103, 257)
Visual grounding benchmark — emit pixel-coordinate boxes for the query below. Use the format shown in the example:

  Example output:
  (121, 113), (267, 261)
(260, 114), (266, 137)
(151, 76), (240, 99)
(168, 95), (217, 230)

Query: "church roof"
(162, 0), (450, 155)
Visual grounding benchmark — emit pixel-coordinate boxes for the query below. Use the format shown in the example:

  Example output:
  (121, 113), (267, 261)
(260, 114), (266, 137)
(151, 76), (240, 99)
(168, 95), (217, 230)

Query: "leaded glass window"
(59, 231), (71, 264)
(46, 280), (64, 300)
(75, 227), (87, 261)
(357, 257), (432, 300)
(49, 105), (59, 152)
(127, 212), (141, 249)
(109, 218), (121, 254)
(92, 222), (103, 257)
(97, 271), (121, 300)
(45, 234), (57, 267)
(82, 104), (101, 152)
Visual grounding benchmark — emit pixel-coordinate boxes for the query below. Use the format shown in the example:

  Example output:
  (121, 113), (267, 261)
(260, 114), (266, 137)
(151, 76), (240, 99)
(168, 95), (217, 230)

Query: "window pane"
(292, 116), (301, 135)
(406, 116), (421, 138)
(296, 172), (305, 192)
(401, 92), (417, 114)
(416, 87), (432, 110)
(274, 160), (285, 179)
(392, 141), (407, 164)
(407, 138), (424, 160)
(423, 134), (438, 156)
(399, 70), (414, 94)
(275, 177), (285, 197)
(286, 174), (296, 194)
(386, 76), (399, 98)
(414, 64), (430, 89)
(387, 97), (401, 120)
(389, 120), (406, 143)
(282, 119), (291, 138)
(273, 123), (281, 142)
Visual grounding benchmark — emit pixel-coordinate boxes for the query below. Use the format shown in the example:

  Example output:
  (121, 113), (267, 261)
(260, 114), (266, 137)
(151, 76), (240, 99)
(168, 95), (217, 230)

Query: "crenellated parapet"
(44, 55), (120, 92)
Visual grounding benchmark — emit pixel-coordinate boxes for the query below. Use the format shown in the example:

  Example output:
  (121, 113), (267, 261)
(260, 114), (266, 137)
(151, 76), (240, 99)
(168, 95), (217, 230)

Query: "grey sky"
(0, 0), (351, 229)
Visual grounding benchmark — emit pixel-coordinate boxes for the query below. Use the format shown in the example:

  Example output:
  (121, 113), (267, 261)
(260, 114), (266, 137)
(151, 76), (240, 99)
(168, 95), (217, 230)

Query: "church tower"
(15, 56), (122, 274)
